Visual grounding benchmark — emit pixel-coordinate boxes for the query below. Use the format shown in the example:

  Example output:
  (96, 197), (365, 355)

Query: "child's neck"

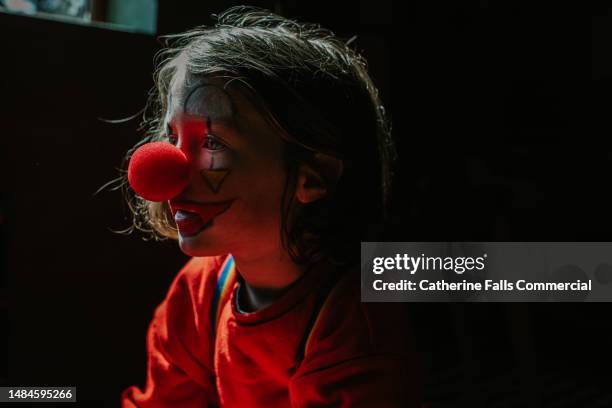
(233, 251), (305, 312)
(237, 280), (292, 312)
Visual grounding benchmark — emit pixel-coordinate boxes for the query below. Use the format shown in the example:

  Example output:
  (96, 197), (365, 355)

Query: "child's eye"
(203, 134), (225, 151)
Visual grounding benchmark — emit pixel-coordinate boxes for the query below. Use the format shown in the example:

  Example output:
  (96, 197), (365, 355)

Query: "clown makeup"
(163, 66), (289, 259)
(187, 85), (233, 193)
(167, 82), (236, 193)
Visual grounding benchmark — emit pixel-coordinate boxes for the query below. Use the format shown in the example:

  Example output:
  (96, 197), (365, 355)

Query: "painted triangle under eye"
(200, 168), (230, 193)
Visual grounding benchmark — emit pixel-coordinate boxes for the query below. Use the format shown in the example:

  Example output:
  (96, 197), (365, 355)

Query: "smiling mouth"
(169, 199), (235, 237)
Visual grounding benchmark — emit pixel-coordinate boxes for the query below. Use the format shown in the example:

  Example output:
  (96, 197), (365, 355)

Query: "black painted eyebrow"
(182, 82), (238, 118)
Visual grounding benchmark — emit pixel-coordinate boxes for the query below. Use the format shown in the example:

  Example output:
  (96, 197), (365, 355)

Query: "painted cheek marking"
(200, 168), (231, 193)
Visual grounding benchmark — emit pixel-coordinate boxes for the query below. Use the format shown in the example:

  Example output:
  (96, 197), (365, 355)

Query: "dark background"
(1, 1), (610, 407)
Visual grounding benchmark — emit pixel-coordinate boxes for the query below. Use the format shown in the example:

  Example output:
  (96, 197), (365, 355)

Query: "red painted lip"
(174, 211), (206, 237)
(169, 199), (235, 226)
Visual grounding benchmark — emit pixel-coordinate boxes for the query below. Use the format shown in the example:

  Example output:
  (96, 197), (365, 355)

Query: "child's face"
(164, 66), (290, 259)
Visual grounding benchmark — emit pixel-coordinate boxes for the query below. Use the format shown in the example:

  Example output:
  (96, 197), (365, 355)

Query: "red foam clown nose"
(127, 142), (189, 202)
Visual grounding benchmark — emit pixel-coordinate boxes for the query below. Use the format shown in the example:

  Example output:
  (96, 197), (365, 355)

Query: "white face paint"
(165, 64), (236, 182)
(164, 65), (289, 259)
(183, 84), (234, 171)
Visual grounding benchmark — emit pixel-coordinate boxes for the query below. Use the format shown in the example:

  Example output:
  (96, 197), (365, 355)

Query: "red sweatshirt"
(121, 254), (423, 407)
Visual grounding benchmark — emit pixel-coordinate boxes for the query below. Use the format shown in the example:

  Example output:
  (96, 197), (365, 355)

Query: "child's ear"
(295, 152), (343, 204)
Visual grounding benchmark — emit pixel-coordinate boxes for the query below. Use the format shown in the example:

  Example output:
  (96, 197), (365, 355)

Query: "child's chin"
(178, 235), (226, 257)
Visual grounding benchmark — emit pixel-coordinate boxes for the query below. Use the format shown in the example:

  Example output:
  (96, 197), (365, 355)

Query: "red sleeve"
(288, 273), (423, 408)
(121, 256), (224, 408)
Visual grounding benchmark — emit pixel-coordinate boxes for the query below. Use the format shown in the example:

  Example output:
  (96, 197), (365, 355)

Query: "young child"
(121, 6), (422, 407)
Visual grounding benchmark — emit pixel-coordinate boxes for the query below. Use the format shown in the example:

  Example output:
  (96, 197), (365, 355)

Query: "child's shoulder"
(145, 255), (231, 381)
(163, 254), (232, 309)
(301, 264), (414, 367)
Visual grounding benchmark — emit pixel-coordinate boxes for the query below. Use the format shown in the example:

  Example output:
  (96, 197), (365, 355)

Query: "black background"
(1, 1), (610, 407)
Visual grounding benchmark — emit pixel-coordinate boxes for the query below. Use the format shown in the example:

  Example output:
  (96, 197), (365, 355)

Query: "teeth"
(175, 209), (199, 220)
